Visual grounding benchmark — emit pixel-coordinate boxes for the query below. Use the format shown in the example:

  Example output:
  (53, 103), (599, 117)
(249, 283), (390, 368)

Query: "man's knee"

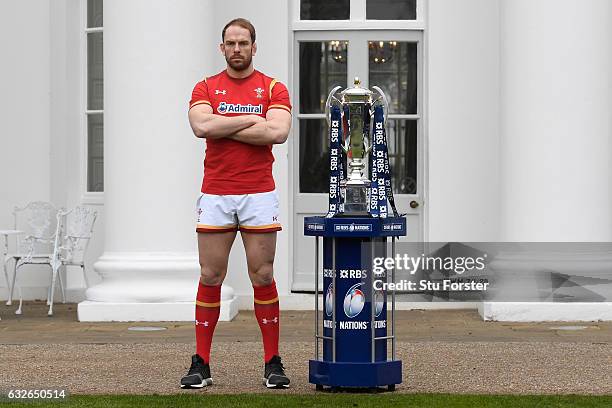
(200, 265), (225, 286)
(249, 263), (274, 286)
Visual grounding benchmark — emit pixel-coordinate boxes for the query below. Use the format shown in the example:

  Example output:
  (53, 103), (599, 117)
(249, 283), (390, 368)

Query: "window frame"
(288, 0), (429, 290)
(292, 29), (424, 200)
(293, 0), (425, 30)
(81, 0), (104, 203)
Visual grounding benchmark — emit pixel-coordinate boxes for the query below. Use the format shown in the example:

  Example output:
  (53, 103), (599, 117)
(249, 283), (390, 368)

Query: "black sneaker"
(180, 354), (213, 389)
(263, 355), (290, 389)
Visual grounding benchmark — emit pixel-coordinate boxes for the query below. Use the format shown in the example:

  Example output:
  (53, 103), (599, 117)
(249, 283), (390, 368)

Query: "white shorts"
(196, 190), (281, 233)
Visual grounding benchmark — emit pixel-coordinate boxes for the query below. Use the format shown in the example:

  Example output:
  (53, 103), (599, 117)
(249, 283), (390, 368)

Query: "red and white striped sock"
(253, 280), (280, 362)
(195, 282), (221, 363)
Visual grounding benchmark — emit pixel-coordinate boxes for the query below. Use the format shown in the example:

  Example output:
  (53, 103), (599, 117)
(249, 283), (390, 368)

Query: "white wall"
(0, 1), (52, 299)
(0, 1), (51, 225)
(427, 0), (500, 241)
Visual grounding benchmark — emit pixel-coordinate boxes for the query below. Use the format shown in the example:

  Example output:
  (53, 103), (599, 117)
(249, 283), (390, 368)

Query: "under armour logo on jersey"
(262, 317), (278, 325)
(195, 320), (209, 327)
(215, 89), (227, 95)
(254, 87), (264, 98)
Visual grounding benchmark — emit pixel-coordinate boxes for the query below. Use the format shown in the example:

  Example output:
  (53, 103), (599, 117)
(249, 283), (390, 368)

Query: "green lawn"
(1, 394), (611, 408)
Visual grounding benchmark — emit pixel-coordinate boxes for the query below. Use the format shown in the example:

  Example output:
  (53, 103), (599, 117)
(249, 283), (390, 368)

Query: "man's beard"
(226, 53), (252, 71)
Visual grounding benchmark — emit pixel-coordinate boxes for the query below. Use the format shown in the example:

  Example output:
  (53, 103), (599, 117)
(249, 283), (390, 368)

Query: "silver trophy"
(326, 77), (389, 216)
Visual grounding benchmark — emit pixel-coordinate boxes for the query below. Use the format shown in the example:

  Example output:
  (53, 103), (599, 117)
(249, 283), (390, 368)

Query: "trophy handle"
(325, 85), (343, 126)
(371, 86), (390, 126)
(363, 138), (372, 154)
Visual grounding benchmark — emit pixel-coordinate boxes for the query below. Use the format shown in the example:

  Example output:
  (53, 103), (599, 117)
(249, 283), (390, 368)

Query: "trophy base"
(310, 360), (402, 389)
(335, 212), (372, 218)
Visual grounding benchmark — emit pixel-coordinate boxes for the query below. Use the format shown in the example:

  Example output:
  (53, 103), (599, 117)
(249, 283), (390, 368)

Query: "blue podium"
(304, 216), (406, 390)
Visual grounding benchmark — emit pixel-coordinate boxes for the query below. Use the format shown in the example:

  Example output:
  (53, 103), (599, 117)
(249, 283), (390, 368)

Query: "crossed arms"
(188, 104), (291, 145)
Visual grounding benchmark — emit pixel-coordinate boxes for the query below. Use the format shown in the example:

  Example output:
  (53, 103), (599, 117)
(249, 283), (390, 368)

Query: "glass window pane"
(366, 0), (416, 20)
(301, 0), (350, 20)
(299, 119), (417, 194)
(387, 120), (417, 194)
(369, 41), (417, 114)
(87, 32), (104, 110)
(299, 41), (348, 114)
(87, 114), (104, 192)
(87, 0), (103, 28)
(299, 119), (330, 193)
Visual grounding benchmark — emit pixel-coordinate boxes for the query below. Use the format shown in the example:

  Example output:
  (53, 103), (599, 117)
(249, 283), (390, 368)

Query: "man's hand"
(188, 103), (264, 139)
(228, 109), (291, 145)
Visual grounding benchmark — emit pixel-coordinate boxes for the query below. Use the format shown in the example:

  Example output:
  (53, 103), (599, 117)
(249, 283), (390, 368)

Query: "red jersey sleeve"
(267, 80), (292, 114)
(189, 79), (212, 110)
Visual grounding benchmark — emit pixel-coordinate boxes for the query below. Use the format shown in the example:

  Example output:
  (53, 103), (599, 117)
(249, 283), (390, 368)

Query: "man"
(181, 18), (292, 389)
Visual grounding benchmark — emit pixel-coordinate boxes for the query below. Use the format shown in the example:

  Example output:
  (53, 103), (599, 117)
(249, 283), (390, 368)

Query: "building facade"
(1, 0), (610, 320)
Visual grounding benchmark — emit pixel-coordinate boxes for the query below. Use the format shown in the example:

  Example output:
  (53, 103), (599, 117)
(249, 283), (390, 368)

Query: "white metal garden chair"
(48, 205), (98, 315)
(12, 205), (97, 316)
(6, 201), (60, 310)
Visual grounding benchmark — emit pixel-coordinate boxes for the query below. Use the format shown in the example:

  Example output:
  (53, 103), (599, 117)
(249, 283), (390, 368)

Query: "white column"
(499, 0), (612, 240)
(481, 0), (612, 321)
(78, 0), (238, 321)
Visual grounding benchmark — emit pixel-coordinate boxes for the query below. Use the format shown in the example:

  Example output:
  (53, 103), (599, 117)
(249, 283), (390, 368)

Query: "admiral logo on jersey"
(217, 101), (263, 115)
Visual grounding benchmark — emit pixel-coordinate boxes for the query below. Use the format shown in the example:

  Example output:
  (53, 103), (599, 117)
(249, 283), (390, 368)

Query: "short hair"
(222, 18), (256, 44)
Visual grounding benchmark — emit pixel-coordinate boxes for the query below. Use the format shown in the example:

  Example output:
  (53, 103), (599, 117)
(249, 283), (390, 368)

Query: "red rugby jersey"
(189, 70), (292, 195)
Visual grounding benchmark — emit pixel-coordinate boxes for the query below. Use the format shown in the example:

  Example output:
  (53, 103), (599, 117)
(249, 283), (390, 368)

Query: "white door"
(291, 30), (425, 291)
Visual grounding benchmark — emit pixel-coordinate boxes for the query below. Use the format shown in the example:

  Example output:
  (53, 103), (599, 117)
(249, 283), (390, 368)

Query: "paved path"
(0, 303), (610, 395)
(2, 303), (610, 345)
(1, 342), (610, 395)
